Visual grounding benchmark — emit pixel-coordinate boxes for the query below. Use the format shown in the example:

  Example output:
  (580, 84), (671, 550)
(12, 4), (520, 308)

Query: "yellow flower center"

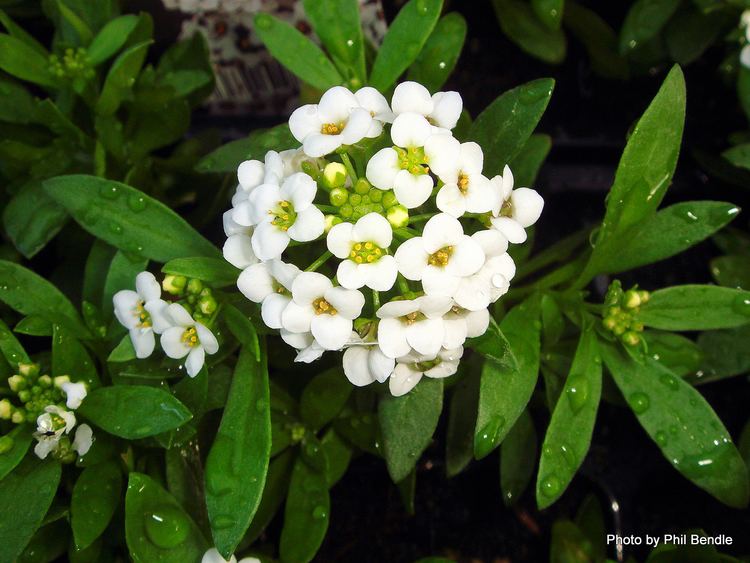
(181, 327), (199, 348)
(134, 301), (152, 329)
(349, 241), (385, 264)
(399, 311), (423, 325)
(428, 246), (454, 267)
(457, 172), (470, 194)
(268, 200), (297, 231)
(321, 122), (344, 135)
(313, 297), (337, 315)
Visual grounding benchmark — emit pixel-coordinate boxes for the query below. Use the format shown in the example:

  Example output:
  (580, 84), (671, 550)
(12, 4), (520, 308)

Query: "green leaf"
(0, 317), (30, 367)
(590, 201), (740, 275)
(694, 325), (750, 383)
(162, 257), (239, 288)
(71, 460), (122, 549)
(549, 519), (596, 563)
(0, 425), (32, 480)
(642, 331), (703, 378)
(468, 78), (554, 177)
(102, 250), (148, 317)
(302, 0), (366, 84)
(500, 408), (537, 506)
(664, 7), (726, 66)
(711, 255), (750, 289)
(466, 317), (518, 370)
(300, 367), (352, 432)
(563, 2), (628, 80)
(532, 0), (564, 30)
(406, 12), (467, 92)
(445, 368), (480, 477)
(574, 494), (606, 561)
(368, 0), (443, 91)
(44, 175), (219, 262)
(52, 323), (99, 387)
(78, 385), (192, 439)
(125, 472), (208, 563)
(196, 123), (297, 173)
(254, 13), (342, 91)
(87, 14), (139, 65)
(104, 333), (137, 362)
(223, 305), (260, 360)
(602, 343), (749, 508)
(723, 143), (750, 171)
(244, 449), (295, 543)
(492, 0), (566, 64)
(508, 133), (551, 188)
(279, 455), (330, 563)
(636, 285), (750, 331)
(536, 324), (601, 508)
(96, 40), (151, 115)
(83, 240), (116, 306)
(0, 458), (61, 563)
(0, 9), (48, 57)
(0, 260), (86, 335)
(54, 0), (93, 45)
(619, 0), (680, 55)
(3, 182), (67, 259)
(205, 345), (271, 558)
(579, 65), (685, 285)
(474, 295), (541, 459)
(321, 428), (352, 488)
(739, 67), (750, 124)
(0, 33), (55, 87)
(379, 377), (443, 482)
(0, 77), (36, 124)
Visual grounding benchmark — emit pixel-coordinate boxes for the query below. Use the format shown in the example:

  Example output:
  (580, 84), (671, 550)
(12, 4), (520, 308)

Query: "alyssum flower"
(222, 80), (544, 395)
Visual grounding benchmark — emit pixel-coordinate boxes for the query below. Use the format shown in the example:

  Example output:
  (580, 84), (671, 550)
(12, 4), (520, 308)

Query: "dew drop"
(655, 430), (668, 446)
(475, 415), (506, 457)
(128, 194), (147, 212)
(144, 506), (189, 548)
(659, 373), (679, 391)
(312, 505), (328, 520)
(565, 375), (589, 413)
(110, 222), (123, 235)
(628, 392), (650, 414)
(540, 474), (561, 497)
(100, 185), (119, 199)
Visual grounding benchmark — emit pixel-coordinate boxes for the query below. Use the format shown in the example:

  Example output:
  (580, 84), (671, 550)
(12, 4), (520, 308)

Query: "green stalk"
(306, 251), (333, 272)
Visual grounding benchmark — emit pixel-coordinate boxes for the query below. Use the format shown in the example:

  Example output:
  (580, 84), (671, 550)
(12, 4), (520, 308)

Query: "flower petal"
(389, 363), (422, 396)
(261, 293), (290, 329)
(318, 86), (358, 122)
(355, 87), (394, 122)
(291, 271), (332, 304)
(223, 233), (258, 269)
(325, 286), (365, 319)
(303, 133), (343, 158)
(237, 159), (265, 190)
(73, 424), (93, 456)
(326, 221), (355, 259)
(365, 147), (400, 190)
(281, 301), (314, 333)
(343, 346), (376, 386)
(377, 318), (411, 358)
(435, 184), (467, 217)
(353, 212), (392, 248)
(422, 213), (464, 252)
(196, 323), (219, 354)
(369, 346), (395, 383)
(311, 314), (352, 350)
(393, 237), (428, 280)
(361, 255), (398, 291)
(185, 346), (205, 377)
(166, 303), (194, 326)
(510, 187), (544, 228)
(406, 318), (444, 357)
(391, 112), (433, 148)
(161, 326), (190, 359)
(130, 328), (155, 359)
(424, 134), (460, 182)
(135, 271), (160, 302)
(422, 267), (460, 297)
(446, 235), (485, 276)
(490, 216), (527, 244)
(393, 170), (433, 209)
(282, 172), (317, 211)
(289, 104), (322, 142)
(251, 221), (291, 261)
(392, 81), (433, 116)
(377, 299), (419, 319)
(340, 108), (373, 145)
(430, 91), (462, 129)
(237, 262), (274, 303)
(287, 205), (325, 242)
(336, 259), (367, 290)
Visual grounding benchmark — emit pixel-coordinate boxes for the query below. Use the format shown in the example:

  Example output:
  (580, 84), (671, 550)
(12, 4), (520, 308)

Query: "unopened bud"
(602, 317), (617, 331)
(386, 205), (409, 228)
(11, 411), (25, 424)
(0, 435), (13, 454)
(623, 331), (641, 347)
(382, 191), (398, 209)
(187, 279), (204, 295)
(0, 399), (11, 419)
(162, 275), (187, 295)
(7, 375), (24, 392)
(198, 294), (217, 316)
(623, 289), (641, 309)
(354, 178), (371, 195)
(18, 390), (30, 403)
(324, 214), (342, 233)
(54, 375), (70, 389)
(638, 290), (650, 304)
(18, 363), (38, 377)
(329, 187), (348, 207)
(38, 375), (52, 388)
(323, 162), (347, 188)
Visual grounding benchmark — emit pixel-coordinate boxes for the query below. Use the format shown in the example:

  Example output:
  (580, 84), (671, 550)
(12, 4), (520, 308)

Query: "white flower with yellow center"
(326, 212), (398, 291)
(281, 272), (365, 351)
(237, 259), (300, 329)
(489, 165), (544, 244)
(443, 305), (490, 350)
(389, 347), (464, 396)
(391, 81), (463, 132)
(289, 86), (374, 157)
(355, 86), (394, 137)
(375, 295), (453, 359)
(342, 330), (396, 386)
(233, 150), (285, 206)
(113, 272), (172, 359)
(431, 139), (494, 217)
(233, 172), (325, 260)
(160, 303), (219, 377)
(394, 213), (485, 299)
(222, 210), (258, 269)
(33, 404), (79, 459)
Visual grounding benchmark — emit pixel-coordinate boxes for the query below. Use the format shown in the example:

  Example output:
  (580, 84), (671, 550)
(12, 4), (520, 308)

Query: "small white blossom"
(376, 295), (453, 359)
(60, 381), (87, 410)
(355, 86), (394, 137)
(326, 212), (398, 290)
(202, 547), (261, 563)
(281, 272), (365, 351)
(394, 213), (485, 299)
(490, 166), (544, 243)
(33, 405), (76, 460)
(222, 210), (258, 269)
(391, 81), (462, 131)
(160, 304), (219, 377)
(289, 86), (374, 157)
(443, 306), (490, 349)
(234, 150), (285, 205)
(389, 347), (464, 396)
(237, 260), (300, 329)
(342, 332), (395, 386)
(113, 272), (171, 359)
(280, 330), (326, 364)
(431, 139), (494, 217)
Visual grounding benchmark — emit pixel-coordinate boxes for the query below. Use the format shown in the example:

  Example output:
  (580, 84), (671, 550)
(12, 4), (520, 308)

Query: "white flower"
(280, 272), (365, 351)
(202, 547), (261, 563)
(279, 147), (321, 177)
(391, 81), (463, 131)
(431, 139), (494, 217)
(289, 86), (374, 157)
(160, 303), (219, 377)
(237, 260), (300, 329)
(490, 165), (544, 244)
(389, 347), (464, 396)
(443, 306), (490, 349)
(235, 150), (285, 204)
(394, 213), (485, 299)
(72, 423), (93, 456)
(326, 213), (398, 291)
(113, 272), (172, 359)
(355, 86), (394, 137)
(375, 295), (453, 358)
(222, 210), (258, 269)
(233, 173), (325, 261)
(33, 405), (76, 459)
(280, 330), (326, 363)
(60, 381), (87, 410)
(342, 331), (395, 386)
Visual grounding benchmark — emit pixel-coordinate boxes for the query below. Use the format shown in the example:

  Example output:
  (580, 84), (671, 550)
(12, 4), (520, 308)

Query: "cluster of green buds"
(602, 280), (650, 346)
(0, 363), (71, 424)
(162, 275), (219, 325)
(48, 47), (94, 81)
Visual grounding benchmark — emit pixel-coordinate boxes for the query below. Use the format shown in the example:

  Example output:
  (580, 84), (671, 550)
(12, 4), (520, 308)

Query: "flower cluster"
(0, 363), (91, 461)
(223, 81), (543, 395)
(602, 281), (650, 347)
(113, 271), (219, 377)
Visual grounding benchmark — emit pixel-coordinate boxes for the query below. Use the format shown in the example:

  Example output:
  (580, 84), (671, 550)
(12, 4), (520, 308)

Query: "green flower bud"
(323, 162), (347, 188)
(18, 390), (30, 403)
(291, 423), (306, 443)
(54, 375), (70, 389)
(162, 275), (187, 295)
(187, 279), (204, 295)
(354, 178), (371, 195)
(638, 290), (650, 304)
(387, 205), (409, 229)
(623, 289), (641, 309)
(602, 317), (617, 331)
(198, 294), (218, 316)
(7, 375), (24, 392)
(301, 160), (320, 179)
(324, 214), (342, 233)
(382, 190), (398, 209)
(369, 188), (383, 203)
(0, 399), (12, 420)
(329, 187), (349, 207)
(349, 193), (362, 206)
(11, 410), (25, 424)
(622, 331), (641, 347)
(38, 375), (52, 388)
(340, 203), (354, 218)
(0, 435), (13, 455)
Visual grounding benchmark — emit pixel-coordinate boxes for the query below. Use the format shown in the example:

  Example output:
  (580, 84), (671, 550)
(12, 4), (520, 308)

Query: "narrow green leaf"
(369, 0), (443, 91)
(302, 0), (366, 83)
(96, 41), (151, 115)
(0, 458), (61, 563)
(125, 472), (208, 563)
(0, 9), (48, 56)
(563, 2), (628, 80)
(87, 14), (139, 65)
(321, 428), (352, 488)
(603, 343), (749, 508)
(102, 250), (147, 317)
(636, 285), (750, 330)
(379, 377), (443, 482)
(254, 13), (342, 91)
(738, 67), (750, 124)
(55, 0), (93, 45)
(575, 494), (607, 561)
(0, 76), (37, 124)
(279, 455), (330, 563)
(0, 33), (55, 87)
(549, 519), (596, 563)
(492, 0), (566, 64)
(536, 324), (601, 508)
(205, 345), (271, 558)
(78, 385), (192, 439)
(500, 408), (537, 506)
(445, 368), (480, 477)
(664, 7), (726, 66)
(196, 123), (296, 173)
(468, 78), (554, 177)
(300, 367), (352, 432)
(223, 305), (260, 360)
(532, 0), (564, 30)
(83, 240), (116, 306)
(162, 257), (239, 288)
(52, 323), (99, 387)
(711, 255), (750, 289)
(406, 12), (467, 92)
(642, 331), (703, 378)
(694, 325), (750, 383)
(508, 133), (551, 188)
(619, 0), (680, 55)
(3, 181), (68, 259)
(0, 317), (29, 366)
(723, 143), (750, 171)
(0, 425), (31, 480)
(44, 175), (219, 262)
(474, 295), (541, 459)
(71, 460), (122, 549)
(244, 449), (295, 543)
(465, 317), (518, 370)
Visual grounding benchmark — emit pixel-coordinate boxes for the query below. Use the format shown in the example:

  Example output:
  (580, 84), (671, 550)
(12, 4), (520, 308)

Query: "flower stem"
(393, 227), (418, 240)
(397, 274), (411, 294)
(408, 213), (432, 224)
(340, 152), (358, 182)
(317, 204), (339, 213)
(306, 251), (332, 272)
(371, 290), (380, 310)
